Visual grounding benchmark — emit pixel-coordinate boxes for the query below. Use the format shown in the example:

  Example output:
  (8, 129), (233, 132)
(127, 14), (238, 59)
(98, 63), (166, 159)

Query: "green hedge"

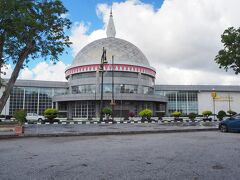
(171, 111), (182, 118)
(139, 109), (153, 119)
(44, 108), (58, 120)
(14, 109), (27, 125)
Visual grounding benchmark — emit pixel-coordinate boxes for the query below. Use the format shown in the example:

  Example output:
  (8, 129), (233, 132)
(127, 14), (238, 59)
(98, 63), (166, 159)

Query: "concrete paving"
(0, 131), (239, 180)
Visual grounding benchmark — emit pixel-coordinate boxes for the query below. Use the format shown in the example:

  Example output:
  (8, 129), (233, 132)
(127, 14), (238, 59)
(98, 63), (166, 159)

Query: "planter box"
(0, 124), (16, 132)
(203, 118), (212, 122)
(174, 118), (183, 122)
(15, 125), (24, 135)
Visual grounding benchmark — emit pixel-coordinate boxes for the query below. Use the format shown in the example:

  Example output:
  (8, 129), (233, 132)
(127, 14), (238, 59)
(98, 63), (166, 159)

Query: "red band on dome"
(65, 64), (156, 78)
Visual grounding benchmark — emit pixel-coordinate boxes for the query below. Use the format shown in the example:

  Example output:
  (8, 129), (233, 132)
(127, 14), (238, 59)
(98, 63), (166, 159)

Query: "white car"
(26, 113), (44, 122)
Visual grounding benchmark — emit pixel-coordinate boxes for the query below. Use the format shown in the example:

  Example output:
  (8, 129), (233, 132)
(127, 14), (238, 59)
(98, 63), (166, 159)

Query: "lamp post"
(211, 88), (217, 120)
(228, 93), (231, 111)
(99, 47), (108, 122)
(120, 84), (123, 120)
(110, 55), (115, 121)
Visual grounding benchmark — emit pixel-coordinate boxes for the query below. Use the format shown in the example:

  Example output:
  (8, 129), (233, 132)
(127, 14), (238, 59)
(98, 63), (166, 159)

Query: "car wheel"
(38, 118), (42, 122)
(220, 125), (228, 132)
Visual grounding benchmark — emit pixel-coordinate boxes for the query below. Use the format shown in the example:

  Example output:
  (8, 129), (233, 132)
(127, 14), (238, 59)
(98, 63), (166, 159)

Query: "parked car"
(219, 114), (240, 132)
(26, 113), (44, 122)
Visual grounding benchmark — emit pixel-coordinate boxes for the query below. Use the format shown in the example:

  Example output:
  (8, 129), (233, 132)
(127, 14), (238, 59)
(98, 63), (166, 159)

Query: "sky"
(3, 0), (240, 85)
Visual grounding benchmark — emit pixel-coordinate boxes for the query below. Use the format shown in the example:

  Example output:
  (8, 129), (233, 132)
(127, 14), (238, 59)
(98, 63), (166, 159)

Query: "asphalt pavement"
(0, 131), (239, 180)
(0, 122), (218, 138)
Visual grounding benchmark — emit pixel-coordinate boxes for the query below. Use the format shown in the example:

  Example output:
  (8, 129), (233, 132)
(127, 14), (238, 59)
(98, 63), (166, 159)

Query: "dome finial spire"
(106, 7), (116, 38)
(110, 7), (112, 16)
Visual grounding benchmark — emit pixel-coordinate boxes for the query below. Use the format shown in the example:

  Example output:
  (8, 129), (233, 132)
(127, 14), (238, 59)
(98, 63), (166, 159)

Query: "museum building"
(1, 11), (240, 119)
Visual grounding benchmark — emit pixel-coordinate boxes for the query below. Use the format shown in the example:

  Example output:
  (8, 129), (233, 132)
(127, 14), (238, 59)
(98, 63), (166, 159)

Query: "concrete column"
(69, 75), (72, 93)
(37, 88), (40, 115)
(56, 102), (58, 110)
(95, 102), (100, 118)
(23, 88), (25, 109)
(67, 102), (73, 120)
(96, 70), (100, 94)
(138, 72), (142, 94)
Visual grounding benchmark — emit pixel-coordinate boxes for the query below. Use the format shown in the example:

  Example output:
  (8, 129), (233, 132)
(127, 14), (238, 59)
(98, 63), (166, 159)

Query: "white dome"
(72, 37), (151, 68)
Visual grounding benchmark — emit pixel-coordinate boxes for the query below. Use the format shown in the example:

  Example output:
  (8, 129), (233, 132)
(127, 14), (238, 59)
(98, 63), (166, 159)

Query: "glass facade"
(143, 86), (154, 95)
(39, 88), (53, 115)
(9, 86), (67, 116)
(141, 74), (154, 86)
(9, 87), (24, 115)
(73, 101), (96, 118)
(72, 85), (96, 94)
(155, 90), (198, 115)
(102, 84), (138, 94)
(24, 87), (38, 115)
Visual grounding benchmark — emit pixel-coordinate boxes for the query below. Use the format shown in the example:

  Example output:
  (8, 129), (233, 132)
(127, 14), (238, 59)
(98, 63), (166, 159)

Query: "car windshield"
(233, 116), (240, 119)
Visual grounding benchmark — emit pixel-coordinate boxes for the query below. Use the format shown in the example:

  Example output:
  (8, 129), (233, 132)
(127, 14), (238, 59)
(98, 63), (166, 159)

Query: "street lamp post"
(99, 47), (108, 122)
(110, 55), (115, 121)
(211, 88), (217, 120)
(120, 84), (123, 120)
(228, 93), (231, 111)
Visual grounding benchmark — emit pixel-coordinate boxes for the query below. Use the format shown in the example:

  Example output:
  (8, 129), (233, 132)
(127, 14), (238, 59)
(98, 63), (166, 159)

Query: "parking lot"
(0, 131), (239, 180)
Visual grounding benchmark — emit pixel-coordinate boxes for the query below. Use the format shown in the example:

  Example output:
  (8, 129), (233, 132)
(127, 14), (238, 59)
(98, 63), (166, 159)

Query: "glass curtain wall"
(72, 85), (96, 94)
(155, 91), (198, 115)
(39, 88), (53, 115)
(103, 84), (138, 94)
(24, 88), (38, 114)
(9, 87), (67, 116)
(73, 101), (95, 118)
(9, 87), (24, 115)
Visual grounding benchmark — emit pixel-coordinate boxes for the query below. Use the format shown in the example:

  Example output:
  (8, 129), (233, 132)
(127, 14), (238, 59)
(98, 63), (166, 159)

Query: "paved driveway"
(0, 131), (239, 180)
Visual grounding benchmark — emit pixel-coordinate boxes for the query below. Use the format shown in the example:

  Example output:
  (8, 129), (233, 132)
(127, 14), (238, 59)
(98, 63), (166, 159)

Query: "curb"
(0, 128), (218, 140)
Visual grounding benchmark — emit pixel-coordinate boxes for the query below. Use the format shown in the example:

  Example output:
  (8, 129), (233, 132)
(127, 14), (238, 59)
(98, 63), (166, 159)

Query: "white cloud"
(20, 68), (33, 80)
(1, 64), (13, 79)
(19, 61), (68, 81)
(69, 0), (240, 85)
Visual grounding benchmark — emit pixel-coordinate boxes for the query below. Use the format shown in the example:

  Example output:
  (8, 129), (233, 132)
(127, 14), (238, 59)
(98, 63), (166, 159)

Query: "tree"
(217, 110), (226, 121)
(0, 0), (71, 113)
(171, 111), (182, 118)
(102, 107), (112, 120)
(44, 108), (58, 122)
(139, 109), (153, 120)
(202, 110), (212, 118)
(188, 112), (197, 121)
(215, 27), (240, 74)
(14, 109), (27, 125)
(227, 110), (237, 117)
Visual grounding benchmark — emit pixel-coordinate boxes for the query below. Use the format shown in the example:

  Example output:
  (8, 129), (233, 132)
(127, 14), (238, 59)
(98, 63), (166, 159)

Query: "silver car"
(26, 113), (44, 122)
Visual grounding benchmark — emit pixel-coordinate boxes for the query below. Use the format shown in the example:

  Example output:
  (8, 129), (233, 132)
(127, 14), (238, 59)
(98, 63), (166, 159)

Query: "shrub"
(44, 108), (58, 121)
(102, 107), (112, 116)
(217, 110), (227, 120)
(14, 109), (27, 125)
(188, 112), (197, 121)
(227, 110), (237, 117)
(202, 110), (212, 118)
(139, 109), (153, 120)
(171, 111), (182, 118)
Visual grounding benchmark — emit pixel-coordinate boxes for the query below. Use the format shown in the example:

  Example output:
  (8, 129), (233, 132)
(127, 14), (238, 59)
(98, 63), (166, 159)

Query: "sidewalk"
(0, 123), (218, 139)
